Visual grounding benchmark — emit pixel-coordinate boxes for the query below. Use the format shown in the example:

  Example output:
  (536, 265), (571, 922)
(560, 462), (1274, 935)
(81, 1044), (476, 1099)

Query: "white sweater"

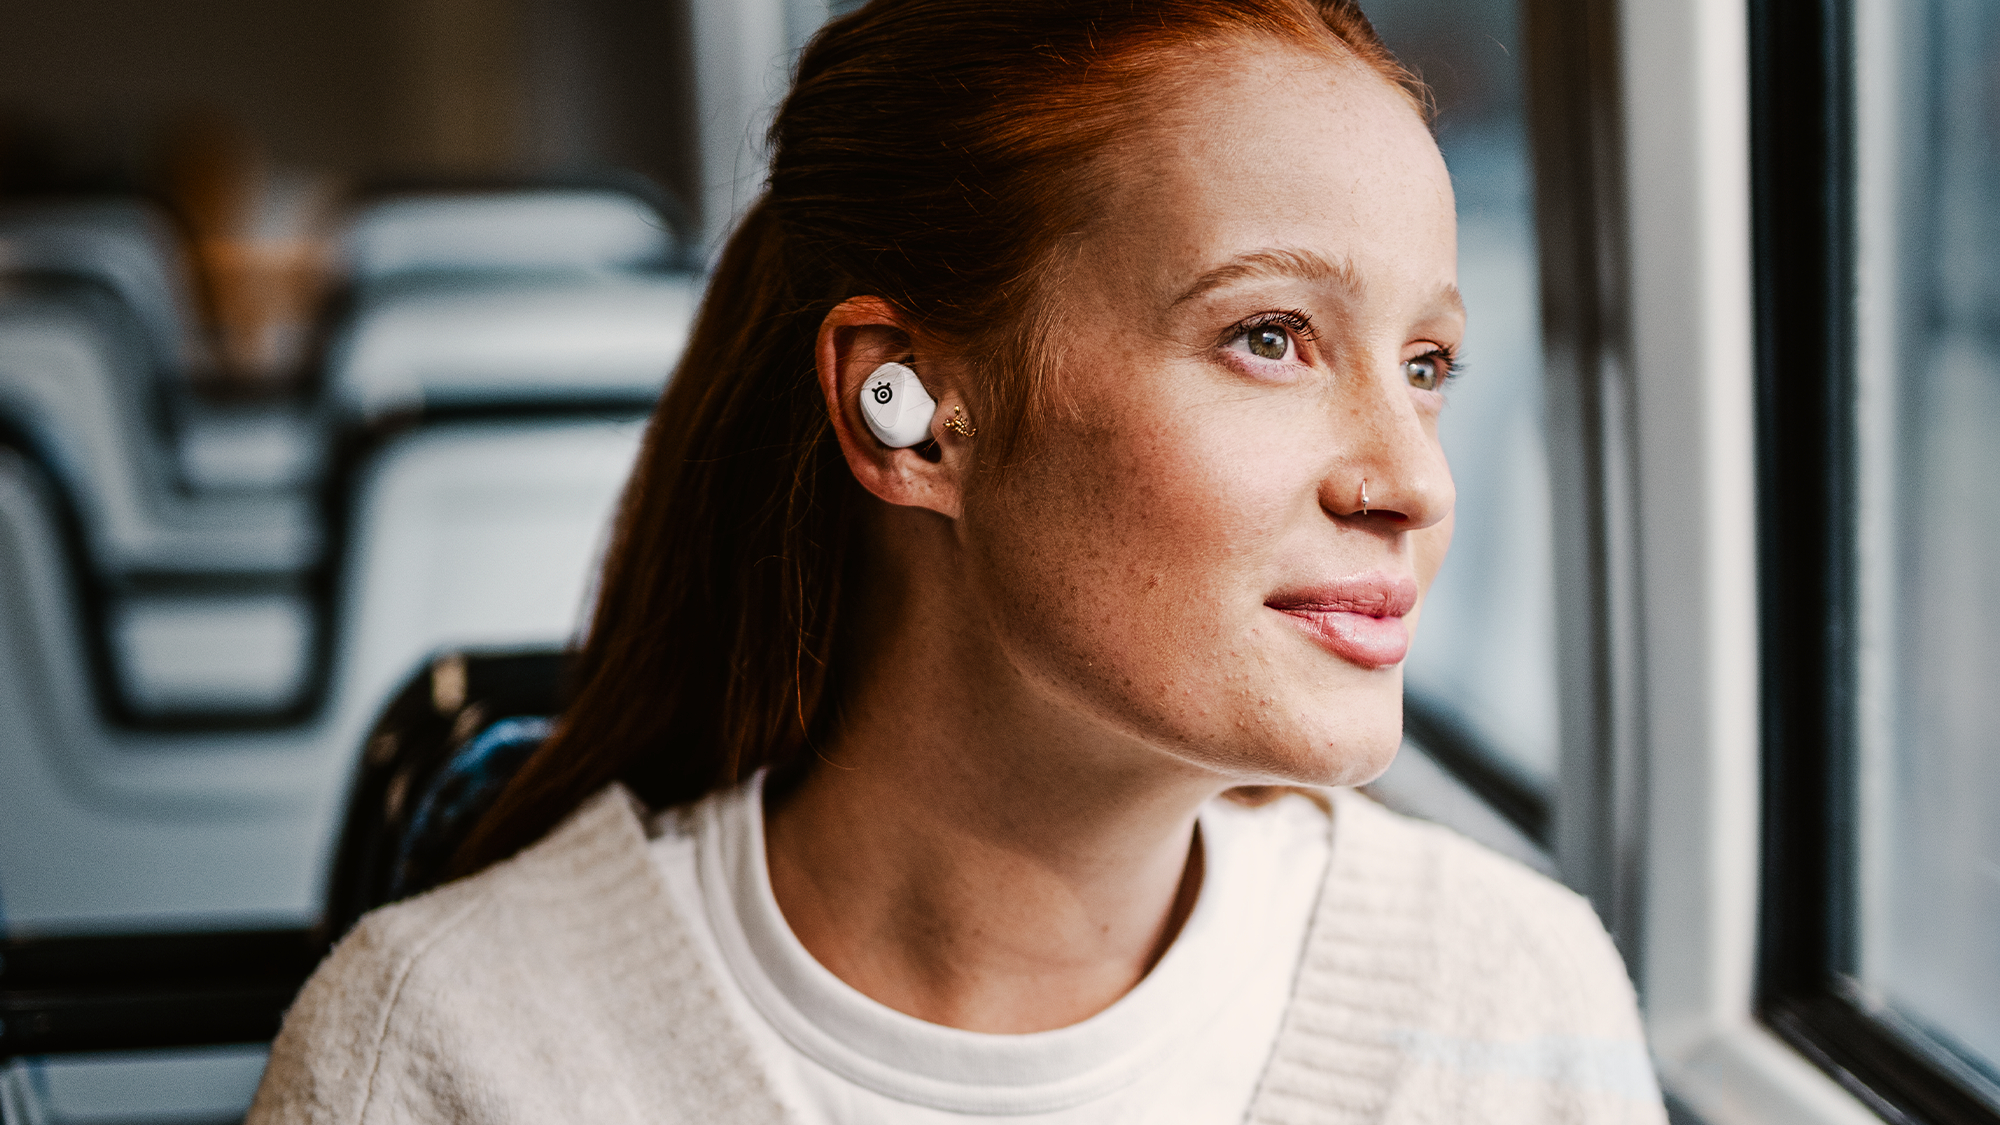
(249, 785), (1666, 1124)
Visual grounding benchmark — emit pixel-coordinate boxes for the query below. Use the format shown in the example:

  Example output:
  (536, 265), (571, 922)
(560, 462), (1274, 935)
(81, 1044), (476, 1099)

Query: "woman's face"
(959, 43), (1461, 788)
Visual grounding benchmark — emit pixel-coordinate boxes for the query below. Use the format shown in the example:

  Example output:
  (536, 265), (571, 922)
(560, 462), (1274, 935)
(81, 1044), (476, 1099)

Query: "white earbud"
(859, 362), (938, 448)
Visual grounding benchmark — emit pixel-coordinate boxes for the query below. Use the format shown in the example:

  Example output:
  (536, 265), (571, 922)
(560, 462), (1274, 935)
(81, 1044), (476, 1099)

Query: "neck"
(763, 576), (1226, 1033)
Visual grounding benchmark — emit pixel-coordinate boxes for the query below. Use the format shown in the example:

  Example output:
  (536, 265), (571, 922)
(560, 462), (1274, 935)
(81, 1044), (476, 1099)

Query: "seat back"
(0, 198), (213, 381)
(1, 1045), (273, 1125)
(339, 188), (677, 282)
(326, 187), (692, 419)
(0, 277), (321, 578)
(325, 650), (562, 940)
(0, 277), (322, 718)
(0, 417), (638, 941)
(327, 273), (696, 418)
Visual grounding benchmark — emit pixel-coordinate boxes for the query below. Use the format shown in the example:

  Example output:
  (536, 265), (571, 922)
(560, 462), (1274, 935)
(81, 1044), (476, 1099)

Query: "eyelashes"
(1219, 310), (1320, 368)
(1404, 346), (1461, 391)
(1238, 309), (1321, 344)
(1220, 310), (1321, 356)
(1219, 310), (1464, 391)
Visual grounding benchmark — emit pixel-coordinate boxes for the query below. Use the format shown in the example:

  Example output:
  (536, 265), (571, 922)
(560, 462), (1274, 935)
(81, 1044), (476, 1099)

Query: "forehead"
(1081, 41), (1456, 306)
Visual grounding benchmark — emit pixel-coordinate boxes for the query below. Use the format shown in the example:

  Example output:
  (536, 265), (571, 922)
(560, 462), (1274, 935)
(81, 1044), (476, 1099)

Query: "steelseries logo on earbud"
(859, 362), (936, 448)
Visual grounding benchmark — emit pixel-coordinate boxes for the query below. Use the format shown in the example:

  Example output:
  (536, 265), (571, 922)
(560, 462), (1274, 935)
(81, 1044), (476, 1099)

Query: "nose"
(1318, 366), (1455, 531)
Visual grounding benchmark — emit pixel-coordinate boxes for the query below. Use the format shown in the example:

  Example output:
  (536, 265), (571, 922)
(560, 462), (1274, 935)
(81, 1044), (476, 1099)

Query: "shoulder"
(1320, 792), (1600, 940)
(1264, 790), (1665, 1121)
(1328, 788), (1640, 1032)
(247, 786), (785, 1125)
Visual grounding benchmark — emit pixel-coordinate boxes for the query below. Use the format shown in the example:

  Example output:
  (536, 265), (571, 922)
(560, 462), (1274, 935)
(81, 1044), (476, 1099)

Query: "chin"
(1294, 728), (1404, 789)
(1200, 713), (1406, 791)
(1277, 678), (1407, 788)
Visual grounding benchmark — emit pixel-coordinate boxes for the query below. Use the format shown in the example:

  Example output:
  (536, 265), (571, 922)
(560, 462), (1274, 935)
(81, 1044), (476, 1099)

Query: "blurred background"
(0, 0), (1992, 1120)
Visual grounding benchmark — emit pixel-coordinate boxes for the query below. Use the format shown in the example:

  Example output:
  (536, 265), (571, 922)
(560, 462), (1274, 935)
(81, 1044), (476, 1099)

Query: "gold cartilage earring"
(943, 405), (977, 438)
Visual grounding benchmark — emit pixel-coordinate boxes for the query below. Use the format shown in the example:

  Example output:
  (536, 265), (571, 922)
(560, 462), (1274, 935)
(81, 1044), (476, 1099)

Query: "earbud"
(859, 362), (938, 448)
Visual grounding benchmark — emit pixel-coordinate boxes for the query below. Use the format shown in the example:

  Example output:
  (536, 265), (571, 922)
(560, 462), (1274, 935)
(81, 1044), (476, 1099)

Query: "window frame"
(1517, 0), (1885, 1119)
(1518, 0), (2000, 1118)
(1749, 0), (2000, 1119)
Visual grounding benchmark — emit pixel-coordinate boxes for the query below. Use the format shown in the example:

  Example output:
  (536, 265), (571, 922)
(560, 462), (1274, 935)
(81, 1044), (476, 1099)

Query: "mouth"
(1265, 573), (1420, 669)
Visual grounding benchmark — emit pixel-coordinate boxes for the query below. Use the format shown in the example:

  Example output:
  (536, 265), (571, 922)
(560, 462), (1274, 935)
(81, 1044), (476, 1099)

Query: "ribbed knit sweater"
(248, 785), (1666, 1124)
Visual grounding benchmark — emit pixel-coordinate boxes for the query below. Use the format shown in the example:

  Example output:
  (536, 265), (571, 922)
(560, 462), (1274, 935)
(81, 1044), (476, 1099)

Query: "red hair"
(454, 0), (1427, 875)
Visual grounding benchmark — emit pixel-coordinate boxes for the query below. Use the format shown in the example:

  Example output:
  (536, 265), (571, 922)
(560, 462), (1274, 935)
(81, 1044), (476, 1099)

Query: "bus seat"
(0, 282), (320, 577)
(339, 419), (639, 670)
(0, 198), (214, 383)
(327, 273), (695, 418)
(0, 1044), (270, 1125)
(170, 399), (328, 493)
(110, 593), (315, 716)
(0, 418), (640, 935)
(325, 650), (564, 940)
(339, 188), (677, 282)
(104, 413), (640, 720)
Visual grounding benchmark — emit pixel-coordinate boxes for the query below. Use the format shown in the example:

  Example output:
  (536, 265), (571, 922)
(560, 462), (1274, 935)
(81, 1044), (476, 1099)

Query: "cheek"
(974, 430), (1263, 614)
(963, 411), (1298, 722)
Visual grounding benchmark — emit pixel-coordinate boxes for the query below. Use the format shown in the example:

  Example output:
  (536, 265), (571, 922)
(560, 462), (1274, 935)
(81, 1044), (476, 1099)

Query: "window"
(1758, 0), (2000, 1117)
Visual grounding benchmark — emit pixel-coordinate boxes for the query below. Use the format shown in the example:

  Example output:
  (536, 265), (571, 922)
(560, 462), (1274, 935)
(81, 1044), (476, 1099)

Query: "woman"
(252, 0), (1665, 1121)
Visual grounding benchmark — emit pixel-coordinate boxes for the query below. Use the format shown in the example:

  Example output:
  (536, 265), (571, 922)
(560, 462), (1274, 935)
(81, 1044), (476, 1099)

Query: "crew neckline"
(690, 774), (1270, 1116)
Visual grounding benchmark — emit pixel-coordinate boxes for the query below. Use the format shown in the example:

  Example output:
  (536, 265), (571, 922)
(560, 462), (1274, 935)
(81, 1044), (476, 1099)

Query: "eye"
(1244, 324), (1291, 361)
(1403, 347), (1457, 391)
(1224, 311), (1315, 365)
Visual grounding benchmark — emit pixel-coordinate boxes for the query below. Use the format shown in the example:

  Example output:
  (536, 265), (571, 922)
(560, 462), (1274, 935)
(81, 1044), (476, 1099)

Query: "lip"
(1265, 573), (1420, 668)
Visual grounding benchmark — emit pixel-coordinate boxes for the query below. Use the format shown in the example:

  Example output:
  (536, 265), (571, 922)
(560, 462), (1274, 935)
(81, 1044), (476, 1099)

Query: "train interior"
(0, 0), (1993, 1122)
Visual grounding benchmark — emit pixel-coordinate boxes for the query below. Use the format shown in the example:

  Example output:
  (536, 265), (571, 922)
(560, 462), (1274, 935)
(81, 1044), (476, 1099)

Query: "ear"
(817, 297), (974, 520)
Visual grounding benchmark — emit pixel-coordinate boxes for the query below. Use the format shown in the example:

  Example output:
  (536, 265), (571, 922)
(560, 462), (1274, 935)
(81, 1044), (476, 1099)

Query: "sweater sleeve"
(245, 883), (496, 1125)
(1417, 826), (1666, 1122)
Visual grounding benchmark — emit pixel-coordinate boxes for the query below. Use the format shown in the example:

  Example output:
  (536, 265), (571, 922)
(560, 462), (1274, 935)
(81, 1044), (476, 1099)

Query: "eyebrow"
(1170, 247), (1468, 323)
(1171, 248), (1363, 307)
